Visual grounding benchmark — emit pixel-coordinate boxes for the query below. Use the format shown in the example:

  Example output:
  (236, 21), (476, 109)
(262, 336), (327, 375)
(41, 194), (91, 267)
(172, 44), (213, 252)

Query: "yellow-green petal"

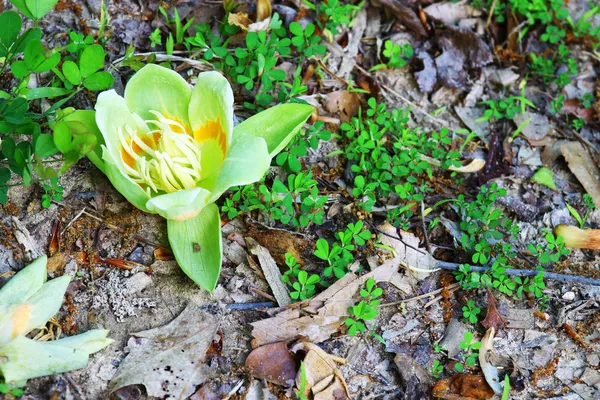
(167, 203), (222, 291)
(189, 71), (234, 181)
(124, 64), (192, 123)
(0, 275), (71, 345)
(95, 89), (150, 173)
(146, 187), (212, 221)
(0, 330), (113, 384)
(103, 147), (152, 213)
(0, 256), (46, 312)
(206, 133), (270, 203)
(234, 103), (313, 157)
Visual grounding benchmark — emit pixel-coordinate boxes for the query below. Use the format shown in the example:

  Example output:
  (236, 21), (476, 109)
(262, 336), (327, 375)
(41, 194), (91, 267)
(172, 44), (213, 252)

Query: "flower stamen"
(118, 112), (203, 195)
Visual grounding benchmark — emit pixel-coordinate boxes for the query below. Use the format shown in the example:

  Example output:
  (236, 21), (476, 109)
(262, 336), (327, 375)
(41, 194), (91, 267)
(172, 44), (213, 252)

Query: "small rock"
(439, 319), (469, 358)
(562, 291), (576, 301)
(522, 330), (557, 348)
(513, 112), (553, 141)
(123, 272), (153, 295)
(587, 353), (600, 367)
(581, 368), (600, 387)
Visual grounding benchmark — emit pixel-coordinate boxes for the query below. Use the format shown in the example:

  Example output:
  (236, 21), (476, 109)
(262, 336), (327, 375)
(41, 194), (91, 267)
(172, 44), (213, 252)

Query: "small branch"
(225, 302), (276, 311)
(437, 261), (600, 286)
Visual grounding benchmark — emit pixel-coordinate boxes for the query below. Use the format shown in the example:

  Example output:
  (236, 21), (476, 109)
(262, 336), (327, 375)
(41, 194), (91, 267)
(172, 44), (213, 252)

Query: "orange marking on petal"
(163, 112), (192, 135)
(12, 303), (32, 338)
(193, 118), (227, 154)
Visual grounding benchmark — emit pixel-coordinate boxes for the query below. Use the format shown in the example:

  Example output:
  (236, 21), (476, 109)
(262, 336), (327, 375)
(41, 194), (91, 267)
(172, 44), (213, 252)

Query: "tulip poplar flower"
(0, 256), (113, 385)
(90, 64), (313, 291)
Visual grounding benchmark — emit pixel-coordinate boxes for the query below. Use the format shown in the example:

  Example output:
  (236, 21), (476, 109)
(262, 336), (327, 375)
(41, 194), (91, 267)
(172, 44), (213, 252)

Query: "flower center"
(119, 111), (202, 195)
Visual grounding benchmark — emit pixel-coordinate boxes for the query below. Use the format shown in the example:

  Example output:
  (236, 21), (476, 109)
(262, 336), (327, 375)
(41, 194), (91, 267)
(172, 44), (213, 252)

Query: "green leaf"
(34, 134), (58, 158)
(167, 203), (222, 291)
(65, 110), (105, 173)
(9, 0), (34, 19)
(52, 121), (72, 153)
(0, 11), (22, 52)
(24, 0), (59, 19)
(25, 87), (71, 100)
(83, 71), (114, 91)
(234, 103), (313, 157)
(62, 60), (81, 85)
(531, 167), (556, 190)
(79, 44), (105, 77)
(10, 60), (28, 79)
(12, 28), (41, 54)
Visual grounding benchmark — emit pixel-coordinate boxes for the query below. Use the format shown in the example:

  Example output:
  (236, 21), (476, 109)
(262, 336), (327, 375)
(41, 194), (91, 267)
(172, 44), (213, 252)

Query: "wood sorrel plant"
(90, 64), (313, 291)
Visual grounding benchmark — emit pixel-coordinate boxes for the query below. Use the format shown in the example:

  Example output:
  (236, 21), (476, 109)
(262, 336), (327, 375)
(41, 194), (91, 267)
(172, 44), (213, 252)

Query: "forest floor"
(1, 0), (600, 399)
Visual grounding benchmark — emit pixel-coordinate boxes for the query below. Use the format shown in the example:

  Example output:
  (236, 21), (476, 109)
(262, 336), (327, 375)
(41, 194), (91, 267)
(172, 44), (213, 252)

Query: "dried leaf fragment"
(245, 342), (296, 386)
(432, 373), (495, 399)
(561, 141), (600, 207)
(481, 290), (507, 331)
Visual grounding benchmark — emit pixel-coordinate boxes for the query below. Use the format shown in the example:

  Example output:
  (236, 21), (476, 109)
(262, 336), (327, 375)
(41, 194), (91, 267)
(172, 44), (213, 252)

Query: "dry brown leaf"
(228, 12), (253, 30)
(247, 238), (291, 307)
(154, 247), (174, 261)
(561, 141), (600, 207)
(109, 305), (218, 399)
(251, 263), (402, 346)
(245, 342), (296, 386)
(326, 91), (360, 122)
(481, 289), (507, 331)
(46, 252), (66, 276)
(291, 342), (350, 400)
(377, 222), (438, 280)
(424, 1), (482, 26)
(432, 373), (495, 399)
(49, 220), (60, 255)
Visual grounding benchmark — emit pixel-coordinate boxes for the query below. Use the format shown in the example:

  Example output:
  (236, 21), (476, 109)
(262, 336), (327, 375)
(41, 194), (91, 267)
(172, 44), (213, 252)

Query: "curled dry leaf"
(432, 373), (495, 399)
(415, 50), (437, 93)
(377, 222), (438, 280)
(247, 237), (291, 306)
(291, 342), (350, 400)
(49, 220), (60, 255)
(377, 0), (429, 38)
(256, 0), (272, 21)
(326, 91), (360, 122)
(561, 141), (600, 207)
(435, 28), (492, 90)
(245, 342), (296, 386)
(228, 12), (253, 30)
(479, 328), (503, 395)
(424, 1), (482, 26)
(481, 289), (507, 331)
(154, 247), (174, 261)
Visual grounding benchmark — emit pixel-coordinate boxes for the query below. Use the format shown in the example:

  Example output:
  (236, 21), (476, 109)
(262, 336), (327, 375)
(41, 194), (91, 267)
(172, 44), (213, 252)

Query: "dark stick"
(225, 302), (276, 310)
(437, 261), (600, 286)
(366, 220), (600, 287)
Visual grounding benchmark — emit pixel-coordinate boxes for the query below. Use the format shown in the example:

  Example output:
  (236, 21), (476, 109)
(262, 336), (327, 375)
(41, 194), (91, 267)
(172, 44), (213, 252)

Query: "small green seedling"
(462, 300), (481, 324)
(566, 194), (596, 229)
(455, 331), (481, 372)
(345, 278), (382, 337)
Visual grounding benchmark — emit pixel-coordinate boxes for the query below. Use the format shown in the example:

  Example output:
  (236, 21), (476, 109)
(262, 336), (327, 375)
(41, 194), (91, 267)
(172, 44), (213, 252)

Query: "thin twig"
(225, 302), (276, 310)
(437, 261), (600, 286)
(379, 283), (460, 308)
